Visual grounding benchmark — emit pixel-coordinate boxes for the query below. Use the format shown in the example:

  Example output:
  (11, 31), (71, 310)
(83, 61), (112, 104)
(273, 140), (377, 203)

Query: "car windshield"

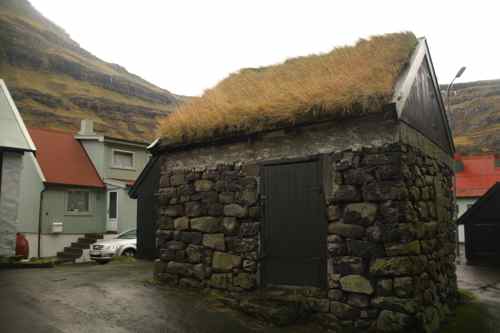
(117, 230), (136, 239)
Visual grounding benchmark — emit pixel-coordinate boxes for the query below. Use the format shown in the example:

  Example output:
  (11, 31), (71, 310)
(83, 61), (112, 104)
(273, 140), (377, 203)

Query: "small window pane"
(113, 151), (134, 169)
(67, 191), (90, 213)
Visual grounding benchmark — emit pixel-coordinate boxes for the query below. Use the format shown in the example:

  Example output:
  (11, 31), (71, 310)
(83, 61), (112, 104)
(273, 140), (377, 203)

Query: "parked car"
(89, 229), (137, 264)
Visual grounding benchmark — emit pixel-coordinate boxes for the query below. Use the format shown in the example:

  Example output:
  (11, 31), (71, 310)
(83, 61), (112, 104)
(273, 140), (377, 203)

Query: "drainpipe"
(37, 186), (46, 258)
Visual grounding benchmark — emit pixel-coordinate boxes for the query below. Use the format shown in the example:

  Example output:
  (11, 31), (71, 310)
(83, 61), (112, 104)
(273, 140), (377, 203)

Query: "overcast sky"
(30, 0), (499, 96)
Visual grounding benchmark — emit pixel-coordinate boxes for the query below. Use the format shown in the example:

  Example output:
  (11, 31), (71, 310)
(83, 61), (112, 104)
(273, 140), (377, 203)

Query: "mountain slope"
(446, 79), (500, 154)
(0, 0), (180, 142)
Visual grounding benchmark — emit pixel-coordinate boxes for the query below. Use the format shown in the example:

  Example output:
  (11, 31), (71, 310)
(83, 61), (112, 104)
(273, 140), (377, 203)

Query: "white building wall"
(457, 197), (478, 243)
(0, 151), (23, 257)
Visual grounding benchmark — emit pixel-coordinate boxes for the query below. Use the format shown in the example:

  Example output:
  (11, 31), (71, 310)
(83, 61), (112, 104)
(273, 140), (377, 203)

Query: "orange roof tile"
(29, 128), (105, 188)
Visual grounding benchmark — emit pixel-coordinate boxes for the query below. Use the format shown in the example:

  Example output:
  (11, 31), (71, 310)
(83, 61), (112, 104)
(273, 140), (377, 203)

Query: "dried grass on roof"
(159, 32), (418, 144)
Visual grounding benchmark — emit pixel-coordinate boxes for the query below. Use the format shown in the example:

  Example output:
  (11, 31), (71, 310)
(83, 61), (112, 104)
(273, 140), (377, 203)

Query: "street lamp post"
(447, 66), (466, 262)
(446, 66), (466, 111)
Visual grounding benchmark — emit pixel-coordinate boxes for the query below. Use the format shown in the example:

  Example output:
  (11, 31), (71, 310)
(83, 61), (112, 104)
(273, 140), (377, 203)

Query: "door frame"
(107, 190), (119, 232)
(258, 155), (328, 289)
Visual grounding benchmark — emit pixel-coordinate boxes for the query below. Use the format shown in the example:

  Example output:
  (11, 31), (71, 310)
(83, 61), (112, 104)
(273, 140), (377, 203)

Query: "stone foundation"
(154, 143), (457, 332)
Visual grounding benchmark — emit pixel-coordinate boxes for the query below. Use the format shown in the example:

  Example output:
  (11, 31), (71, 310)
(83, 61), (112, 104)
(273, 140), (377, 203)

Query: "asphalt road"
(1, 258), (499, 333)
(0, 260), (315, 333)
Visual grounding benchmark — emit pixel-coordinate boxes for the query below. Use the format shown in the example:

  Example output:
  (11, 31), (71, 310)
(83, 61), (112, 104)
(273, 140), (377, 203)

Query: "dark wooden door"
(262, 159), (326, 288)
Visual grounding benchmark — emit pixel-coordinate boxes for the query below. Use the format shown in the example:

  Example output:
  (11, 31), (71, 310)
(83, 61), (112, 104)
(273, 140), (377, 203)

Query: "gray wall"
(40, 187), (106, 234)
(160, 113), (399, 171)
(117, 188), (137, 232)
(0, 151), (23, 257)
(104, 142), (150, 181)
(17, 153), (44, 233)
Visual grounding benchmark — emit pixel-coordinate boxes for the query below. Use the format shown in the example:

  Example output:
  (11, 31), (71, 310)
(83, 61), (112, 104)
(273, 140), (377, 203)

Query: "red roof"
(29, 128), (105, 188)
(455, 154), (500, 197)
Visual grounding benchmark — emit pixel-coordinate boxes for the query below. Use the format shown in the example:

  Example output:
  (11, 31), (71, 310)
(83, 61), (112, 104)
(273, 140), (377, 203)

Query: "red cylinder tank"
(16, 232), (29, 258)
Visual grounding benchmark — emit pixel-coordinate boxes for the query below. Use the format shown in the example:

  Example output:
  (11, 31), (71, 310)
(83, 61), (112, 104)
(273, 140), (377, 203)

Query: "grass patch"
(159, 32), (417, 144)
(110, 256), (136, 264)
(440, 290), (497, 333)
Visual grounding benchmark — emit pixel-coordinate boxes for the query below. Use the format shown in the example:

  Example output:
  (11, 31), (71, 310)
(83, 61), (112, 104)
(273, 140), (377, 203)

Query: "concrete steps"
(56, 234), (103, 263)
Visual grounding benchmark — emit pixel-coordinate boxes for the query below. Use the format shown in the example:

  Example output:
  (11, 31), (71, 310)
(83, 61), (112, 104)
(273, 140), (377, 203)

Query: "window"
(112, 150), (135, 169)
(117, 229), (136, 239)
(66, 191), (90, 214)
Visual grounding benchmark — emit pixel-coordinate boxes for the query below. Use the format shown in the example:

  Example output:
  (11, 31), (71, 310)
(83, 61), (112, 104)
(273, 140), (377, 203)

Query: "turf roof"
(159, 32), (418, 145)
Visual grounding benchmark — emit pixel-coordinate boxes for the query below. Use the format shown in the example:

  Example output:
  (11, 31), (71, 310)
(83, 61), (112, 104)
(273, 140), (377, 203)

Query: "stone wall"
(0, 151), (23, 257)
(154, 142), (457, 332)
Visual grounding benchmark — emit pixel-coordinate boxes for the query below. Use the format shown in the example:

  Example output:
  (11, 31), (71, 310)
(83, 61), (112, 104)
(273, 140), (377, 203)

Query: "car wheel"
(122, 249), (135, 257)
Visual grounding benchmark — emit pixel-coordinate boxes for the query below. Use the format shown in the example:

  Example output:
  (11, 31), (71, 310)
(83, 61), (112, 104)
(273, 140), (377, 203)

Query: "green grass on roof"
(159, 32), (418, 144)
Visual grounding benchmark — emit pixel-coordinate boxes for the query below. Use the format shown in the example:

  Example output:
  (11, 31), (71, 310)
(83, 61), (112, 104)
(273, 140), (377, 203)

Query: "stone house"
(151, 34), (457, 332)
(0, 79), (36, 257)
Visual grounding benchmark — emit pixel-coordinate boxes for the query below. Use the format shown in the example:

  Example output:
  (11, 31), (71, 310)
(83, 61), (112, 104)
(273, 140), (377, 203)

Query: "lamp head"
(456, 66), (466, 78)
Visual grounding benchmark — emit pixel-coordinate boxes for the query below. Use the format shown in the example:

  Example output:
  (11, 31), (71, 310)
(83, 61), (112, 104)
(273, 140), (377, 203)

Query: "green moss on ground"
(440, 290), (498, 333)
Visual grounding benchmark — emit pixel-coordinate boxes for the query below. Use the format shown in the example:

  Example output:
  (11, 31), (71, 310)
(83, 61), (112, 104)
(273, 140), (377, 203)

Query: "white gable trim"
(0, 79), (36, 152)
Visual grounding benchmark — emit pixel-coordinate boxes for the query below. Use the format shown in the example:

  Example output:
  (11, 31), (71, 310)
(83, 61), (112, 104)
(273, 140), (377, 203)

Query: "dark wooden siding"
(135, 158), (161, 260)
(400, 56), (453, 155)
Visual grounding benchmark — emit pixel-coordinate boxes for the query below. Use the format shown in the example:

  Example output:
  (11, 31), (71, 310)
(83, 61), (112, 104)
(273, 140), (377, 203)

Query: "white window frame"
(111, 149), (136, 170)
(65, 190), (93, 216)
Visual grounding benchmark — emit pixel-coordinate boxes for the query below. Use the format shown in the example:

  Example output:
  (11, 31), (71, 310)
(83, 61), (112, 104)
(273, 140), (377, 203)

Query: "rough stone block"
(224, 204), (248, 218)
(328, 289), (344, 301)
(179, 231), (202, 245)
(385, 241), (421, 256)
(166, 240), (186, 251)
(179, 278), (202, 289)
(332, 185), (361, 203)
(340, 275), (374, 295)
(209, 273), (233, 289)
(329, 223), (365, 239)
(362, 181), (408, 201)
(343, 203), (378, 226)
(194, 179), (214, 192)
(212, 252), (242, 271)
(170, 173), (185, 186)
(239, 222), (259, 237)
(165, 205), (184, 217)
(377, 279), (393, 296)
(166, 261), (192, 276)
(186, 245), (203, 263)
(327, 205), (342, 221)
(348, 240), (385, 258)
(185, 201), (203, 217)
(330, 301), (360, 320)
(347, 294), (370, 308)
(394, 277), (414, 298)
(370, 257), (425, 277)
(376, 310), (413, 332)
(240, 190), (257, 205)
(219, 192), (235, 204)
(203, 234), (226, 251)
(233, 272), (256, 290)
(243, 259), (257, 272)
(191, 217), (220, 233)
(222, 217), (239, 235)
(332, 256), (365, 275)
(174, 217), (190, 230)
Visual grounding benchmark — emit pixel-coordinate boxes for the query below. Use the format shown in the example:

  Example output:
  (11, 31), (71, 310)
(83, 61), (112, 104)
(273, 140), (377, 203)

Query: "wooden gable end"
(392, 38), (454, 155)
(400, 58), (453, 154)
